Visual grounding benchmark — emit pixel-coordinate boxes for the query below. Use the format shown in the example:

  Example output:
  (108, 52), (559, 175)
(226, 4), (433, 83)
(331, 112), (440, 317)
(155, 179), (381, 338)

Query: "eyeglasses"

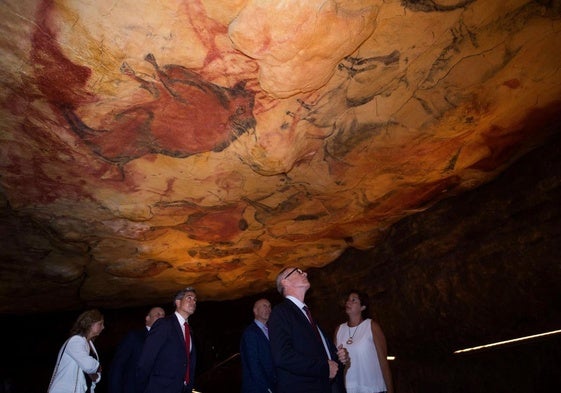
(284, 267), (303, 279)
(183, 294), (197, 302)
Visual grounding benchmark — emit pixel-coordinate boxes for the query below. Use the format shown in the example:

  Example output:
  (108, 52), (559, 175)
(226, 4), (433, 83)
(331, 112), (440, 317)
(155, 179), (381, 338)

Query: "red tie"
(184, 321), (191, 384)
(303, 306), (321, 340)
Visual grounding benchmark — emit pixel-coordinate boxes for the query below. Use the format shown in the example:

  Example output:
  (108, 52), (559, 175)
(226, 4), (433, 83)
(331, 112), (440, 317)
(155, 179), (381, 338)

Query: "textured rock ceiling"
(1, 0), (560, 313)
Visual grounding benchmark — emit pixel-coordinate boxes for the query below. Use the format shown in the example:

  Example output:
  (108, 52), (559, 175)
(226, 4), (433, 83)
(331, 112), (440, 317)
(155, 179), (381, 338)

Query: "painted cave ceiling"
(1, 0), (560, 314)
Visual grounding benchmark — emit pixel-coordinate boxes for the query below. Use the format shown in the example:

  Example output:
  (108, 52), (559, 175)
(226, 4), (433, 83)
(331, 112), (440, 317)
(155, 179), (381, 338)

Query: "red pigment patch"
(502, 79), (521, 89)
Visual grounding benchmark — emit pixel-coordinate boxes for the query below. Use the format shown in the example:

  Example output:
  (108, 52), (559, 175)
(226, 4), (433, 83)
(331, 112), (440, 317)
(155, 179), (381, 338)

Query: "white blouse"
(48, 335), (100, 393)
(335, 318), (386, 393)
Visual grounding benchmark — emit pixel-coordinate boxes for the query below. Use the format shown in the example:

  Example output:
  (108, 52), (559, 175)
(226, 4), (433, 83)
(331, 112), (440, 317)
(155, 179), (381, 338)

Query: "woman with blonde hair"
(48, 309), (104, 393)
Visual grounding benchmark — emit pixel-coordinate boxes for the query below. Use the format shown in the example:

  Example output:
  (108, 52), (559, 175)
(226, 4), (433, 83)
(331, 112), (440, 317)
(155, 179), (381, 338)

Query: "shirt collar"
(254, 319), (267, 330)
(175, 311), (187, 325)
(286, 295), (306, 310)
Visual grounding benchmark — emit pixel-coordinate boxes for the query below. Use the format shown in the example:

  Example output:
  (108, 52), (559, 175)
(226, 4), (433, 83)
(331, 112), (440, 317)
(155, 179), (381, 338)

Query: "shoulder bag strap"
(47, 338), (71, 392)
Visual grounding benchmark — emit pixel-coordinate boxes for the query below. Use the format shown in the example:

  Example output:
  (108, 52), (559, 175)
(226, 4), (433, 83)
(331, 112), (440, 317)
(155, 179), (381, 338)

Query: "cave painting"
(30, 1), (256, 173)
(63, 54), (256, 167)
(2, 0), (560, 310)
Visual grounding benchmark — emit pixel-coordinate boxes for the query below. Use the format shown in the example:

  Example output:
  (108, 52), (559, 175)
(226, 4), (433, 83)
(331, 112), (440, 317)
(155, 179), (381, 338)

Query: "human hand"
(336, 344), (349, 365)
(328, 359), (339, 379)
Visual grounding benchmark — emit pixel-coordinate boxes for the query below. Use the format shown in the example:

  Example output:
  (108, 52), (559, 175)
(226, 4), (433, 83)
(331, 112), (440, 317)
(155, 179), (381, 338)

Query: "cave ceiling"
(1, 0), (560, 314)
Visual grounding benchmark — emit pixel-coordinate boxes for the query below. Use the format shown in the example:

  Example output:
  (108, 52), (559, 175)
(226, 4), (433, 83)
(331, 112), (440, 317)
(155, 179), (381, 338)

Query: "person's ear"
(361, 305), (366, 311)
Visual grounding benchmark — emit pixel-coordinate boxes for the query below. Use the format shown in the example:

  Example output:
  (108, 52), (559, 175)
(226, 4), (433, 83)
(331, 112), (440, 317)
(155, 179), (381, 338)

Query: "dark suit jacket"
(108, 327), (147, 393)
(268, 298), (346, 393)
(136, 315), (196, 393)
(240, 321), (276, 393)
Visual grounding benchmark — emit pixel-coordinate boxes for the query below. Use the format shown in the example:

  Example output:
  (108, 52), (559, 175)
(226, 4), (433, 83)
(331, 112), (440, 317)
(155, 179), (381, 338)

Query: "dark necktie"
(184, 322), (191, 384)
(303, 306), (321, 341)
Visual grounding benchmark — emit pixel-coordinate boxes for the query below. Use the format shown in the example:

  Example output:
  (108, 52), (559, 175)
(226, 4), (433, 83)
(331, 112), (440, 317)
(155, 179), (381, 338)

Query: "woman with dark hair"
(334, 291), (393, 393)
(48, 309), (104, 393)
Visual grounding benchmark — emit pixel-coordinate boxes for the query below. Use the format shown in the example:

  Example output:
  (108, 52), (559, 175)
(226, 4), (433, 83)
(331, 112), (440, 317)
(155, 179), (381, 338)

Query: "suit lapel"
(285, 298), (320, 341)
(286, 299), (333, 359)
(172, 316), (186, 351)
(253, 321), (268, 340)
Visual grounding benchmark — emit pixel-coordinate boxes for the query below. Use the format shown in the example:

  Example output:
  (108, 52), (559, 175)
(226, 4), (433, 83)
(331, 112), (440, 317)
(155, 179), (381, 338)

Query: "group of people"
(240, 267), (393, 393)
(48, 268), (393, 393)
(48, 287), (197, 393)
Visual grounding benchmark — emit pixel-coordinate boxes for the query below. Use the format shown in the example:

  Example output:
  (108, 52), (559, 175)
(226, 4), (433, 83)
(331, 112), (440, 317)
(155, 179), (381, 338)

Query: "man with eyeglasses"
(268, 267), (348, 393)
(136, 287), (198, 393)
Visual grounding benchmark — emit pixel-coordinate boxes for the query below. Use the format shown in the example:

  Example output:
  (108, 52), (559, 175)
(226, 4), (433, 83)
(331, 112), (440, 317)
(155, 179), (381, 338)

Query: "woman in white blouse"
(48, 309), (104, 393)
(334, 291), (393, 393)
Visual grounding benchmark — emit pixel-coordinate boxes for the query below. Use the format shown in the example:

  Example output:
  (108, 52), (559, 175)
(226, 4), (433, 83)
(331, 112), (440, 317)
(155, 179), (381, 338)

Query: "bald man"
(240, 298), (276, 393)
(108, 307), (165, 393)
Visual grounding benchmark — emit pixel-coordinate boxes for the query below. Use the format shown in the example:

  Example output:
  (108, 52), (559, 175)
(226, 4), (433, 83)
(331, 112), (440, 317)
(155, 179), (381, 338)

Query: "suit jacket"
(240, 321), (276, 393)
(108, 327), (147, 393)
(268, 298), (346, 393)
(136, 315), (196, 393)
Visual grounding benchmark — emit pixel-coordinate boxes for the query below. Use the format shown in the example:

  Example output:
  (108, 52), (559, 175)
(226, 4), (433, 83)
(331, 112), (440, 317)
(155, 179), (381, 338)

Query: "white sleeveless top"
(335, 318), (386, 393)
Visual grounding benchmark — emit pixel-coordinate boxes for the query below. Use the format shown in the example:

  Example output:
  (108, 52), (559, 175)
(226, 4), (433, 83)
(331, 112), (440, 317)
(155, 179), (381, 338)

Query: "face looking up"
(345, 293), (365, 315)
(282, 267), (310, 292)
(177, 291), (197, 317)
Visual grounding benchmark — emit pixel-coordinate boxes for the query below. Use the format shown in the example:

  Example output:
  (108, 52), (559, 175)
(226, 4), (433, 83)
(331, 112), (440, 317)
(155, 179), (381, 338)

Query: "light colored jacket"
(48, 335), (101, 393)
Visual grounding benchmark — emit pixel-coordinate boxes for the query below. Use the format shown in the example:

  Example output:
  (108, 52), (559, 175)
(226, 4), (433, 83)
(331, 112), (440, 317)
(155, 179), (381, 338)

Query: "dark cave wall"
(307, 130), (561, 357)
(303, 131), (561, 391)
(1, 133), (560, 392)
(2, 303), (559, 393)
(392, 337), (561, 393)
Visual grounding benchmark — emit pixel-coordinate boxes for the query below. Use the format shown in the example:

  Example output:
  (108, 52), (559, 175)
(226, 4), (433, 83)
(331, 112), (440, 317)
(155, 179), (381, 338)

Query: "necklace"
(346, 323), (360, 345)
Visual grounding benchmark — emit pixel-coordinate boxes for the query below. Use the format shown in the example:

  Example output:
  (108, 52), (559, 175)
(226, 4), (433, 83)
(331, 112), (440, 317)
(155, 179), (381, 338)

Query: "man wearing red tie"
(136, 287), (197, 393)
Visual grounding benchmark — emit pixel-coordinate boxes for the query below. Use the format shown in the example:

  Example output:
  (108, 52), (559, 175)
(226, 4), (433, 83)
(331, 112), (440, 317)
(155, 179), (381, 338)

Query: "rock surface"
(0, 0), (560, 313)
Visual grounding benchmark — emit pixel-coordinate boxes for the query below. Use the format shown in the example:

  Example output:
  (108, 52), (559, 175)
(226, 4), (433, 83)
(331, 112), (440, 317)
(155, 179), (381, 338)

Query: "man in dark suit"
(268, 267), (348, 393)
(240, 298), (276, 393)
(108, 306), (165, 393)
(136, 287), (198, 393)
